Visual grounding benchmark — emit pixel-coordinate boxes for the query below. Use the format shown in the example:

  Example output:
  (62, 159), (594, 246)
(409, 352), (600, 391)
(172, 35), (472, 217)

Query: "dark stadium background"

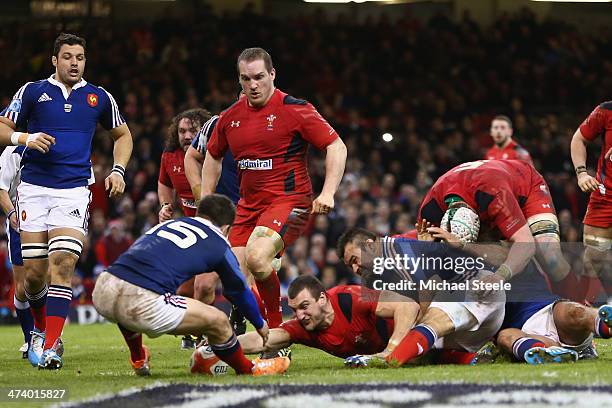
(0, 0), (610, 314)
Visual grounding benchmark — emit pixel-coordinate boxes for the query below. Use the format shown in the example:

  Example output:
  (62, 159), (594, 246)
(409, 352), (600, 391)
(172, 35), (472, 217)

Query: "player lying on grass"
(337, 226), (506, 367)
(492, 300), (612, 365)
(238, 274), (421, 359)
(92, 194), (289, 376)
(427, 225), (611, 365)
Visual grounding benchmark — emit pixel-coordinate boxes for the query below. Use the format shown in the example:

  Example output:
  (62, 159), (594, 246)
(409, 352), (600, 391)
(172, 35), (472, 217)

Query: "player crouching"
(92, 194), (289, 376)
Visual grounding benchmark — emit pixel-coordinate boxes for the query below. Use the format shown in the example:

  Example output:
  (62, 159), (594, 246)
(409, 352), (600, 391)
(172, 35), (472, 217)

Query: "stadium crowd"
(0, 5), (607, 303)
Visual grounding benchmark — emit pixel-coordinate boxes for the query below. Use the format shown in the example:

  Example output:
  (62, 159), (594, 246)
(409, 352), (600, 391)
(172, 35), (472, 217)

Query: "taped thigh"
(48, 235), (83, 258)
(583, 234), (612, 252)
(527, 213), (560, 240)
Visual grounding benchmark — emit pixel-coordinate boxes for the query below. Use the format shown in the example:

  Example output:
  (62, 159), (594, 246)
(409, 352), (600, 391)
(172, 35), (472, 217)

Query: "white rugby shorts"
(17, 181), (91, 233)
(92, 271), (187, 338)
(430, 270), (506, 352)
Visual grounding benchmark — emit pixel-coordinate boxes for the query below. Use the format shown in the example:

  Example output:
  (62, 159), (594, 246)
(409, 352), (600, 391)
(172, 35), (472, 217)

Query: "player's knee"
(556, 302), (589, 327)
(245, 246), (273, 275)
(49, 252), (78, 280)
(194, 280), (216, 305)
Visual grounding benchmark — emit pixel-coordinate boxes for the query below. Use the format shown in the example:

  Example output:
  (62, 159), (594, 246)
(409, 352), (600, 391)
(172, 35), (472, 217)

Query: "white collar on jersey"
(48, 74), (88, 100)
(193, 216), (231, 245)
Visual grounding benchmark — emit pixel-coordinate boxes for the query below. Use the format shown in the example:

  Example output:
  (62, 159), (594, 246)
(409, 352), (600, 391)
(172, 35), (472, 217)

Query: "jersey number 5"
(146, 220), (208, 249)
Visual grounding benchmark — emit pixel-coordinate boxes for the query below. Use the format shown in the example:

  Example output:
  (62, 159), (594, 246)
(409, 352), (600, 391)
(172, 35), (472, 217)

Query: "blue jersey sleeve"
(1, 82), (34, 129)
(191, 131), (201, 150)
(215, 247), (265, 329)
(98, 87), (126, 130)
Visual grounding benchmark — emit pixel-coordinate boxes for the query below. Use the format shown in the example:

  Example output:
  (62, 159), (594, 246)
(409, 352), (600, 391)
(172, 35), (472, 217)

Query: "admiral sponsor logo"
(238, 158), (272, 170)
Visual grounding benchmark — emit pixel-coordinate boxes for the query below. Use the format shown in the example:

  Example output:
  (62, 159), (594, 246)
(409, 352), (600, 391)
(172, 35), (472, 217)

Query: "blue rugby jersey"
(192, 115), (240, 204)
(107, 216), (264, 329)
(1, 75), (125, 188)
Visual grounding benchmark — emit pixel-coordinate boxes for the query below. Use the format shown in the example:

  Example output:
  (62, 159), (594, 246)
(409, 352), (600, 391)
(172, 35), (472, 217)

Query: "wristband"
(575, 165), (587, 175)
(7, 209), (16, 219)
(496, 263), (513, 281)
(111, 164), (125, 178)
(10, 132), (23, 146)
(161, 202), (171, 208)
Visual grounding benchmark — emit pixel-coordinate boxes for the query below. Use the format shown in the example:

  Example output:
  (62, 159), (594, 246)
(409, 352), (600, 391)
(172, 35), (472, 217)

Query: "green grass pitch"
(0, 323), (611, 407)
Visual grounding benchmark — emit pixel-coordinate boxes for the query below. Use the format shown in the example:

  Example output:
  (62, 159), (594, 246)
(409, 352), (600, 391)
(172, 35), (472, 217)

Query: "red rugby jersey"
(418, 160), (536, 239)
(579, 102), (612, 197)
(280, 285), (394, 358)
(158, 148), (196, 216)
(207, 89), (338, 207)
(485, 140), (533, 165)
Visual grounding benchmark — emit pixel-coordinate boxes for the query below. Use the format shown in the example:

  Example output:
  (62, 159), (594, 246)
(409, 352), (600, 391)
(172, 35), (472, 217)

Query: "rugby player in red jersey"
(202, 48), (347, 333)
(570, 102), (612, 303)
(237, 275), (420, 360)
(485, 115), (533, 165)
(158, 109), (211, 222)
(418, 160), (579, 300)
(158, 108), (213, 348)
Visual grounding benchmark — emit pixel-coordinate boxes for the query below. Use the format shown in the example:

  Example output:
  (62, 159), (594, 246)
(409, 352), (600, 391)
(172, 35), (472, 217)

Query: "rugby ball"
(440, 202), (480, 243)
(190, 344), (229, 375)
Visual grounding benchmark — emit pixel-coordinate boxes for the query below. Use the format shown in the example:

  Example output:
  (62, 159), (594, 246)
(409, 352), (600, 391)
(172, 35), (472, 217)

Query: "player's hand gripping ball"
(440, 202), (480, 243)
(190, 344), (229, 375)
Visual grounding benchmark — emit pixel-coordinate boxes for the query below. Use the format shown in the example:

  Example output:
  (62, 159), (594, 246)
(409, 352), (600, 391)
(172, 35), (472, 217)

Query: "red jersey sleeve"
(158, 153), (172, 187)
(279, 319), (312, 345)
(206, 115), (229, 159)
(488, 188), (527, 239)
(516, 148), (533, 166)
(579, 105), (606, 142)
(291, 103), (339, 150)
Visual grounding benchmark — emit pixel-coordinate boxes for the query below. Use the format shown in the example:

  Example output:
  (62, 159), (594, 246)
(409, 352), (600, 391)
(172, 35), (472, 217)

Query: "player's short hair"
(336, 227), (378, 260)
(237, 47), (274, 74)
(53, 33), (86, 57)
(288, 275), (325, 301)
(196, 194), (236, 227)
(166, 108), (212, 151)
(492, 115), (513, 128)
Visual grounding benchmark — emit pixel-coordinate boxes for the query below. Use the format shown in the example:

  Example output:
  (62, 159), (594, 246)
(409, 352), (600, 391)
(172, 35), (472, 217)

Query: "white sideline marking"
(168, 389), (268, 408)
(449, 390), (612, 407)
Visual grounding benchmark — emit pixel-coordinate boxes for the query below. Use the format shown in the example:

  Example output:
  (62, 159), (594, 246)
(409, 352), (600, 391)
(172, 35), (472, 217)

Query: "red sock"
(31, 305), (47, 332)
(387, 326), (435, 366)
(118, 325), (144, 362)
(43, 316), (65, 350)
(251, 285), (267, 321)
(255, 270), (282, 328)
(551, 272), (580, 301)
(581, 276), (604, 304)
(210, 336), (254, 375)
(437, 349), (477, 365)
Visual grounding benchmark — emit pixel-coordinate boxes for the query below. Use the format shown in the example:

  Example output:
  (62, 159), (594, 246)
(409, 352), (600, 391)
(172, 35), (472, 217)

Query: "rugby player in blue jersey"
(0, 33), (133, 369)
(92, 194), (290, 376)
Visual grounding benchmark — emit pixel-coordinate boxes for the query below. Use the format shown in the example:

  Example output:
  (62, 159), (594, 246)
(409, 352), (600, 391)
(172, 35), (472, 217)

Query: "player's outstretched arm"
(200, 151), (222, 199)
(0, 117), (55, 152)
(105, 124), (133, 197)
(374, 291), (421, 358)
(570, 128), (599, 193)
(185, 145), (205, 200)
(238, 328), (293, 354)
(312, 137), (347, 214)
